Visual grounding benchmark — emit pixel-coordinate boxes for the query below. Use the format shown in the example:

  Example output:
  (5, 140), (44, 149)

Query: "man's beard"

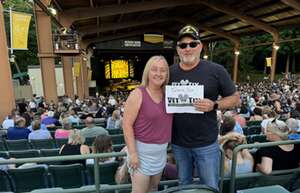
(180, 54), (198, 65)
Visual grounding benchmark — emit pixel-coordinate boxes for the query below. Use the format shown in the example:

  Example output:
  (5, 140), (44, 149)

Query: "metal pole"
(9, 7), (13, 55)
(94, 158), (100, 193)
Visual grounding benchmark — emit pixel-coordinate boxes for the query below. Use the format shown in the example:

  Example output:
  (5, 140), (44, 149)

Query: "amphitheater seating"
(6, 139), (31, 151)
(31, 139), (56, 149)
(87, 161), (119, 185)
(0, 140), (7, 151)
(0, 170), (14, 192)
(48, 164), (86, 189)
(9, 150), (40, 159)
(8, 166), (49, 193)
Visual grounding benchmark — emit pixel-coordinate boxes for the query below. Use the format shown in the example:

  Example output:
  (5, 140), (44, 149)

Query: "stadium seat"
(8, 166), (49, 193)
(87, 161), (119, 185)
(55, 138), (68, 148)
(107, 129), (122, 135)
(246, 120), (262, 127)
(157, 184), (218, 193)
(85, 137), (96, 146)
(0, 170), (14, 192)
(31, 139), (57, 149)
(40, 149), (61, 165)
(111, 134), (125, 145)
(113, 144), (125, 152)
(244, 126), (261, 135)
(0, 140), (7, 151)
(0, 151), (9, 159)
(6, 139), (31, 151)
(48, 163), (86, 188)
(8, 150), (40, 159)
(240, 185), (290, 193)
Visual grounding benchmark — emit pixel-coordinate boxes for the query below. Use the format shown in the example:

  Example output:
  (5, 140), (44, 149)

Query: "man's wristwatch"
(213, 101), (219, 110)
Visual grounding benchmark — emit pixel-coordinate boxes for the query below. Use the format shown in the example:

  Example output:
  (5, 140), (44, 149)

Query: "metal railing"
(229, 139), (300, 193)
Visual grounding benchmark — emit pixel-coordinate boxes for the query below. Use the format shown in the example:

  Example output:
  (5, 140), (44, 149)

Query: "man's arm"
(217, 91), (240, 110)
(194, 91), (240, 112)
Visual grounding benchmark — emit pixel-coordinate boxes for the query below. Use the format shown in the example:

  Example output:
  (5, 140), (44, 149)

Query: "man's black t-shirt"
(169, 60), (236, 148)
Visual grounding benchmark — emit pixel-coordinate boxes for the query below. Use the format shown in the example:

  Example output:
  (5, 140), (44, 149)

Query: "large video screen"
(105, 59), (134, 79)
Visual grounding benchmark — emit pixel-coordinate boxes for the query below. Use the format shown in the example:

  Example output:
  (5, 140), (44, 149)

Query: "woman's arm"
(122, 88), (142, 169)
(256, 157), (273, 174)
(241, 149), (254, 168)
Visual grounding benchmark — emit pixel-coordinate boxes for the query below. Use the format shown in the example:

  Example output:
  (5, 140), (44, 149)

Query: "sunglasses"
(177, 41), (201, 49)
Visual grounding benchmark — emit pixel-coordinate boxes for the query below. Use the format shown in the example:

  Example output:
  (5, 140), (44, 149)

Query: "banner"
(73, 62), (81, 77)
(87, 69), (92, 81)
(266, 57), (272, 67)
(144, 34), (164, 44)
(12, 11), (31, 49)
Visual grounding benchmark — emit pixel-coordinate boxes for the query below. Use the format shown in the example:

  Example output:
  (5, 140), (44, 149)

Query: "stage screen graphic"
(105, 59), (134, 79)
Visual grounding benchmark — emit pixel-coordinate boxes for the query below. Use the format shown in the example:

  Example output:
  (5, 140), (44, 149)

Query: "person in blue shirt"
(7, 117), (31, 140)
(28, 119), (52, 140)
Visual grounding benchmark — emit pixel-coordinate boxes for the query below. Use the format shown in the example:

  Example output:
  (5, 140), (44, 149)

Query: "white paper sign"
(165, 85), (204, 113)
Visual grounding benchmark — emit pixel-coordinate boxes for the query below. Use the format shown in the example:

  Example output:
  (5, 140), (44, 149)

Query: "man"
(80, 116), (108, 138)
(169, 25), (240, 190)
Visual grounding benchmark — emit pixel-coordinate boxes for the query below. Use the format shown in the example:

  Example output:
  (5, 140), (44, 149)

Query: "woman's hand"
(129, 153), (140, 170)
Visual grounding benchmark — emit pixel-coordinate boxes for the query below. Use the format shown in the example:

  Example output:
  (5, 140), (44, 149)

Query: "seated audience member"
(55, 118), (72, 139)
(7, 117), (31, 140)
(28, 119), (52, 140)
(80, 117), (108, 138)
(86, 135), (115, 164)
(219, 116), (245, 145)
(286, 118), (300, 140)
(260, 107), (277, 134)
(224, 110), (246, 129)
(68, 108), (80, 125)
(256, 119), (300, 174)
(27, 116), (47, 131)
(41, 111), (60, 128)
(2, 115), (14, 129)
(249, 107), (263, 121)
(59, 129), (90, 165)
(106, 110), (122, 129)
(223, 139), (254, 177)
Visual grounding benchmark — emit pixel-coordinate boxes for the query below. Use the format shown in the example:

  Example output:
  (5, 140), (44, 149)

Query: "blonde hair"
(68, 129), (85, 145)
(112, 110), (120, 120)
(141, 55), (169, 89)
(266, 119), (289, 140)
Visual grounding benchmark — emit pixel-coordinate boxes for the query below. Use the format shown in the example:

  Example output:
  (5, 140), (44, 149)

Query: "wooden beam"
(281, 0), (300, 11)
(175, 17), (240, 46)
(60, 0), (197, 24)
(79, 18), (170, 36)
(83, 29), (176, 45)
(199, 0), (280, 42)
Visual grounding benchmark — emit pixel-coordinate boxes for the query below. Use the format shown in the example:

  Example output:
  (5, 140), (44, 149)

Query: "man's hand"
(193, 98), (215, 112)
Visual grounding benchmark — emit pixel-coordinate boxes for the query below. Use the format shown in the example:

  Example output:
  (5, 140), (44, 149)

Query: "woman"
(59, 129), (90, 165)
(55, 118), (72, 139)
(223, 139), (253, 177)
(106, 109), (122, 129)
(123, 55), (173, 193)
(86, 135), (115, 164)
(256, 119), (300, 174)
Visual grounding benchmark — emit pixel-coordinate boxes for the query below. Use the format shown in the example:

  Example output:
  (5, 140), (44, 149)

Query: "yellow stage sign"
(12, 11), (31, 49)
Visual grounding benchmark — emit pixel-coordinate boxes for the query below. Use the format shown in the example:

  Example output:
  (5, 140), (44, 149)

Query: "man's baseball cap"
(177, 25), (201, 41)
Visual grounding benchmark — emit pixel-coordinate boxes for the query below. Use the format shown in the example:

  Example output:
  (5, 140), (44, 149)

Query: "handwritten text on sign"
(165, 85), (204, 113)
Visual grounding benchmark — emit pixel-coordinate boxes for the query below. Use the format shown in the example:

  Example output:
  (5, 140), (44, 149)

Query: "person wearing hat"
(169, 25), (240, 190)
